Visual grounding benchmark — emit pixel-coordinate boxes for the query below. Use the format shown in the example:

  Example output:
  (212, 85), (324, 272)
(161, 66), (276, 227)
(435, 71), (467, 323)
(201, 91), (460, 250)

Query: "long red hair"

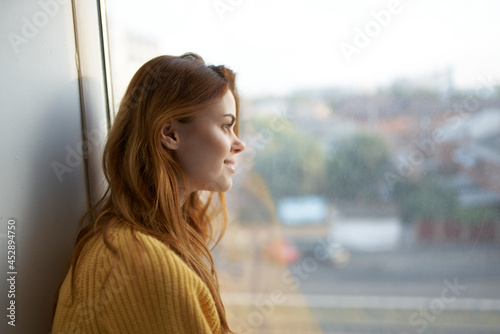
(58, 53), (238, 333)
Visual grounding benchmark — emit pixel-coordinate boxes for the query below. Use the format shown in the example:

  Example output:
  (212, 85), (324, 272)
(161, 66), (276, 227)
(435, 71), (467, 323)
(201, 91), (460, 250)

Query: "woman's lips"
(224, 160), (236, 174)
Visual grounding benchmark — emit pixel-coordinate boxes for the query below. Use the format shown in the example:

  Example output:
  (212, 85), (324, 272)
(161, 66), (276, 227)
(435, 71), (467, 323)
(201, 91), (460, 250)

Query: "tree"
(392, 175), (458, 224)
(326, 132), (391, 202)
(250, 117), (326, 200)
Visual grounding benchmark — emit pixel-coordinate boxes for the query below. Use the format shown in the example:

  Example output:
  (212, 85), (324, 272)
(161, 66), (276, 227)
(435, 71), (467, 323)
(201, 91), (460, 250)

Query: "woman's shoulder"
(54, 223), (221, 333)
(84, 222), (201, 287)
(105, 222), (171, 254)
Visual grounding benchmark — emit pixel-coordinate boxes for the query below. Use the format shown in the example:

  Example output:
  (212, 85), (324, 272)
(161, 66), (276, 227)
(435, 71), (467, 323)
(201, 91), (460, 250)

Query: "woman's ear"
(160, 122), (179, 150)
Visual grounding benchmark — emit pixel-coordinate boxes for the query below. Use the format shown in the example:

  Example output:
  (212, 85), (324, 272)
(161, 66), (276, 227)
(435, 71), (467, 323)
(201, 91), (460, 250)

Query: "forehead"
(205, 90), (236, 119)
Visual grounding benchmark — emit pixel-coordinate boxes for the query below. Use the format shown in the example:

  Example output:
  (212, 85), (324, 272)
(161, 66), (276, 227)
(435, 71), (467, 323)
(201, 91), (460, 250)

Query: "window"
(105, 1), (500, 332)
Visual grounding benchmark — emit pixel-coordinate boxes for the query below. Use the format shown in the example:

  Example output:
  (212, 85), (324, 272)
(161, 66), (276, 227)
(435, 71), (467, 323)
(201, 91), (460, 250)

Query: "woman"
(52, 53), (245, 333)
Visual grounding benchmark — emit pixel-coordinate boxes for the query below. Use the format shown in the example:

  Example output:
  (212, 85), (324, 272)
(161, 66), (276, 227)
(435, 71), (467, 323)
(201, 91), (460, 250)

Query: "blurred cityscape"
(230, 70), (500, 247)
(218, 73), (500, 334)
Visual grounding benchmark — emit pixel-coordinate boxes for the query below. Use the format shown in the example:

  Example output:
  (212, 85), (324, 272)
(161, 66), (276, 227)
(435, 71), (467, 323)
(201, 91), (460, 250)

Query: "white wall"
(0, 1), (104, 332)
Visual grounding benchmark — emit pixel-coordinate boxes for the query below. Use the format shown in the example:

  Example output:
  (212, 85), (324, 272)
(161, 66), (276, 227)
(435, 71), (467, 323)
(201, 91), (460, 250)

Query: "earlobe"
(160, 123), (179, 150)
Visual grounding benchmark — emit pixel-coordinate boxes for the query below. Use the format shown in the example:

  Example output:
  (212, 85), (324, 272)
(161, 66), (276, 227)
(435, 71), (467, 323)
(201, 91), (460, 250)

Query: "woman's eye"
(224, 123), (234, 131)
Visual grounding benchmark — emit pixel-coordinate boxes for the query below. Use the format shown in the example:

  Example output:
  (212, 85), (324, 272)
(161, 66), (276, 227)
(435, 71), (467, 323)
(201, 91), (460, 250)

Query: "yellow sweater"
(52, 224), (222, 333)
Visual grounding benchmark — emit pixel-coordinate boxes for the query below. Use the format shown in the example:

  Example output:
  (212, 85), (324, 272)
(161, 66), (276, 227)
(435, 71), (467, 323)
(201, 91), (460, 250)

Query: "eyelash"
(224, 123), (235, 131)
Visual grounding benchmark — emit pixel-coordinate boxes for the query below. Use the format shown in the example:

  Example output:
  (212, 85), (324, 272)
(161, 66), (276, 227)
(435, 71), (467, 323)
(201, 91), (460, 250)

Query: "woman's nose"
(232, 136), (245, 153)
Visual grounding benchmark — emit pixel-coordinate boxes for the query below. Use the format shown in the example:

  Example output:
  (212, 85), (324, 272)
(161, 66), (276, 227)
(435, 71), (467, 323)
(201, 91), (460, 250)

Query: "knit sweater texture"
(52, 224), (222, 333)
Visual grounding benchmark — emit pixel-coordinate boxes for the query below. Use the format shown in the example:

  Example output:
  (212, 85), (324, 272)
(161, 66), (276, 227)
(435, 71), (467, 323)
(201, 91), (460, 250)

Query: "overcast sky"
(108, 0), (500, 97)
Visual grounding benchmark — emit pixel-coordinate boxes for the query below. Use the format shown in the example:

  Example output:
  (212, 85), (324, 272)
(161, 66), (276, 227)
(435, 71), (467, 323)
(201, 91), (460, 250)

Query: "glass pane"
(105, 1), (500, 333)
